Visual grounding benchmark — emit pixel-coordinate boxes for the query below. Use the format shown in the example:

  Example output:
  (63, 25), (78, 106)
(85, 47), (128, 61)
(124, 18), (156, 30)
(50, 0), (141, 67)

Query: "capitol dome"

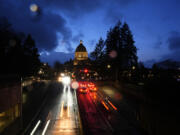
(74, 40), (88, 65)
(75, 40), (87, 52)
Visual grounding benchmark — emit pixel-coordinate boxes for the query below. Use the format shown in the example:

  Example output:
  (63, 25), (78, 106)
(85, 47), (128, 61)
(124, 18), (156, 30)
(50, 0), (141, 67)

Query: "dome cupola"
(75, 40), (87, 52)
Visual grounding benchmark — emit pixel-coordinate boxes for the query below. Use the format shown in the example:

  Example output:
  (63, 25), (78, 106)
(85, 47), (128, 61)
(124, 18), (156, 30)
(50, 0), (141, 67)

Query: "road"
(26, 82), (81, 135)
(77, 90), (112, 135)
(25, 81), (143, 135)
(77, 83), (142, 135)
(96, 84), (143, 135)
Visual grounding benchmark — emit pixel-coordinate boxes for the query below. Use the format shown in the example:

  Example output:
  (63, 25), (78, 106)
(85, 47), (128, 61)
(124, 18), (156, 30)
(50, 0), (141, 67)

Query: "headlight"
(62, 76), (71, 85)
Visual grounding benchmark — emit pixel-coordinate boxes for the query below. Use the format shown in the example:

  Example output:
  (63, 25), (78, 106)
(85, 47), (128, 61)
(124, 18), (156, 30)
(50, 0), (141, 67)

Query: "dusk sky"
(0, 0), (180, 66)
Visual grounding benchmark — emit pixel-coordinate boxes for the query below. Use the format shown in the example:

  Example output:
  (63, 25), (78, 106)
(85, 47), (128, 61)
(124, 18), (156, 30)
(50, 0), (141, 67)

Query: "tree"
(54, 61), (64, 73)
(90, 38), (108, 78)
(104, 21), (138, 80)
(64, 59), (73, 72)
(121, 23), (137, 68)
(90, 37), (105, 61)
(22, 34), (41, 76)
(0, 18), (41, 77)
(105, 21), (123, 80)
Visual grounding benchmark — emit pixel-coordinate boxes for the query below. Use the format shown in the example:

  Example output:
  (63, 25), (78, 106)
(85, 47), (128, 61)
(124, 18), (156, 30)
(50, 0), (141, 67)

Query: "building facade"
(73, 40), (88, 66)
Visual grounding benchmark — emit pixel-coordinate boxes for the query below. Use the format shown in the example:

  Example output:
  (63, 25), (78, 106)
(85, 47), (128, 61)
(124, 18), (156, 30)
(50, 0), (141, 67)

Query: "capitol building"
(73, 40), (89, 66)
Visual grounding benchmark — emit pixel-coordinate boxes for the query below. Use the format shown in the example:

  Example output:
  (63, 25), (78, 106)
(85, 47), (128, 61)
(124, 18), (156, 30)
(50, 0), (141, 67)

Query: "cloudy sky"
(0, 0), (180, 66)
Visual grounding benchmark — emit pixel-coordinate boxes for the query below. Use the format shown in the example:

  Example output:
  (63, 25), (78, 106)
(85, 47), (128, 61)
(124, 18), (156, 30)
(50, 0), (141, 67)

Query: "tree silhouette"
(104, 21), (138, 80)
(90, 37), (105, 61)
(121, 23), (137, 68)
(0, 17), (41, 77)
(22, 34), (41, 76)
(90, 38), (108, 78)
(54, 61), (64, 73)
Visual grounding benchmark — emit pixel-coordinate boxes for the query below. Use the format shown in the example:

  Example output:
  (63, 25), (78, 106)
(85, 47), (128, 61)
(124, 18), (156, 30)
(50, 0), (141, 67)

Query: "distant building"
(73, 40), (88, 66)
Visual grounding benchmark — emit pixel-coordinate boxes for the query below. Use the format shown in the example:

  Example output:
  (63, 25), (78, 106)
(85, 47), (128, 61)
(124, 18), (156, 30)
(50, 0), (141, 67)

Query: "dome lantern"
(75, 40), (87, 52)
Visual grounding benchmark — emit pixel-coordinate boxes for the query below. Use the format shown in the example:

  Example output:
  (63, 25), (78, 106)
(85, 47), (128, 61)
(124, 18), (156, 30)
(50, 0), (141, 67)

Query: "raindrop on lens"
(30, 4), (38, 12)
(109, 50), (117, 58)
(71, 81), (79, 89)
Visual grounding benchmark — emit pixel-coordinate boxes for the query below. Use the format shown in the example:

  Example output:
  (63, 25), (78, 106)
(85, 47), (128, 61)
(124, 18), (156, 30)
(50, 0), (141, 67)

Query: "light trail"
(67, 101), (70, 117)
(63, 85), (67, 93)
(108, 101), (117, 110)
(60, 101), (64, 117)
(30, 120), (41, 135)
(42, 120), (50, 135)
(101, 101), (109, 110)
(67, 85), (71, 117)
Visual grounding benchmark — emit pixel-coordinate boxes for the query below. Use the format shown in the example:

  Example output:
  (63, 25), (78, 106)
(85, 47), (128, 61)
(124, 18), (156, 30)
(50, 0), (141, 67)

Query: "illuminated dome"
(74, 40), (88, 65)
(75, 40), (87, 52)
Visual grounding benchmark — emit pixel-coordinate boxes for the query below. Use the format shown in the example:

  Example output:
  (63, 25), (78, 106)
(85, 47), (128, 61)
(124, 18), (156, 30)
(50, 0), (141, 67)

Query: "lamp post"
(107, 64), (111, 69)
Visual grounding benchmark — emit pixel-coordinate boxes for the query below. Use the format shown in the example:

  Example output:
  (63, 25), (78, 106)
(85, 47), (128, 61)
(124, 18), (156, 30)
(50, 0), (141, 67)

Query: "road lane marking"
(42, 120), (50, 135)
(30, 120), (41, 135)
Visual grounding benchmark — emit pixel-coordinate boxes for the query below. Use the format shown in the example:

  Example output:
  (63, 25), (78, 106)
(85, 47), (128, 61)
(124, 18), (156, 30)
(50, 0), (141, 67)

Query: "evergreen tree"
(23, 34), (41, 76)
(0, 18), (41, 76)
(90, 38), (106, 77)
(121, 23), (137, 68)
(105, 21), (122, 80)
(54, 61), (64, 73)
(104, 21), (138, 80)
(90, 37), (105, 62)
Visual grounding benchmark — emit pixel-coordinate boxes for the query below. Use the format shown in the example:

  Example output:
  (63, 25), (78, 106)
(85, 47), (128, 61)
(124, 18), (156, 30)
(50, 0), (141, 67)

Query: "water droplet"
(109, 50), (117, 58)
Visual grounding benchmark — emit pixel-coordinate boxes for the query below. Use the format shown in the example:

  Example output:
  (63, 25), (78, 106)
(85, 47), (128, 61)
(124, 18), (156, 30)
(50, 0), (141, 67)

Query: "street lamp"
(107, 64), (111, 69)
(132, 66), (136, 70)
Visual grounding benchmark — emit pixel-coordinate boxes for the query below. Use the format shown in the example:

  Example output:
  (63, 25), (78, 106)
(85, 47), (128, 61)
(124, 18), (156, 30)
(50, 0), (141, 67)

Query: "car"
(79, 82), (87, 87)
(79, 87), (88, 93)
(87, 82), (95, 88)
(89, 86), (97, 92)
(87, 82), (97, 92)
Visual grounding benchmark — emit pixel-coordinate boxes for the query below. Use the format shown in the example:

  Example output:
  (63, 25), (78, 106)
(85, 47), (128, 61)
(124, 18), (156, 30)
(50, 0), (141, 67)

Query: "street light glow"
(107, 64), (111, 68)
(58, 77), (62, 82)
(62, 76), (71, 85)
(61, 73), (65, 77)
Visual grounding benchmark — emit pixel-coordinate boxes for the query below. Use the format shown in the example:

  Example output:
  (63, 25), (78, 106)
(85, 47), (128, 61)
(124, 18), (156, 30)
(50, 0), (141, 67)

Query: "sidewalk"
(1, 118), (21, 135)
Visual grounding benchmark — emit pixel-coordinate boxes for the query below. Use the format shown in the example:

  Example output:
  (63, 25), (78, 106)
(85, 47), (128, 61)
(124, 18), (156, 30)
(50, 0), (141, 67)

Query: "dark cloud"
(161, 50), (180, 62)
(154, 37), (163, 49)
(0, 0), (73, 51)
(167, 31), (180, 50)
(41, 0), (138, 18)
(116, 0), (139, 6)
(40, 0), (102, 18)
(158, 31), (180, 62)
(103, 0), (139, 25)
(104, 9), (124, 25)
(40, 51), (74, 66)
(0, 0), (141, 52)
(72, 32), (84, 43)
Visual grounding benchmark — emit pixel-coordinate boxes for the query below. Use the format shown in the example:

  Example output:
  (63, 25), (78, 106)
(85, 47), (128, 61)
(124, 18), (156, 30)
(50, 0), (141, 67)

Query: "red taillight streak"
(108, 101), (117, 110)
(101, 101), (109, 110)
